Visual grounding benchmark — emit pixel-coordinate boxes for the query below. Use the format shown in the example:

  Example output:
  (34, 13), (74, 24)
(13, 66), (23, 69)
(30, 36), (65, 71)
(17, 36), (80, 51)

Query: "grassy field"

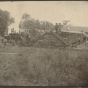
(0, 43), (88, 86)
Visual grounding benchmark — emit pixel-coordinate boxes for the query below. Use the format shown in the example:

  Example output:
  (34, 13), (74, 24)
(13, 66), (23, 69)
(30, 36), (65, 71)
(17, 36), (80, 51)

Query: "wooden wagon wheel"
(16, 38), (22, 46)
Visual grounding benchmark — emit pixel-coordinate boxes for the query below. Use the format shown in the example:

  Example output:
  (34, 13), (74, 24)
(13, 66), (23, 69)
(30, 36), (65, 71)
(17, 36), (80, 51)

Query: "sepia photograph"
(0, 1), (88, 86)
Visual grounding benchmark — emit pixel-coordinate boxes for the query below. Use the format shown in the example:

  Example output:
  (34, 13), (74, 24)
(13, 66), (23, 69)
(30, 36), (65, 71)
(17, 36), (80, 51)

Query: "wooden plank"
(52, 32), (68, 45)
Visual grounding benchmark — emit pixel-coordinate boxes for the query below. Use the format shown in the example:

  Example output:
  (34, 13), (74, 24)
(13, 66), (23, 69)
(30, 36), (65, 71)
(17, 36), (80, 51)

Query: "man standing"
(55, 23), (59, 34)
(58, 23), (63, 34)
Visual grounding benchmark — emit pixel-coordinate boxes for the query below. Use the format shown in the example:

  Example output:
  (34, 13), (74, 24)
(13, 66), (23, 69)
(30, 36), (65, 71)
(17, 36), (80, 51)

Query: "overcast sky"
(0, 1), (88, 29)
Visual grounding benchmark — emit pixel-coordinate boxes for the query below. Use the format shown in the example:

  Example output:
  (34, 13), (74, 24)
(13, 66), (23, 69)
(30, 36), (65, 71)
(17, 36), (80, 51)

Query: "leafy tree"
(9, 17), (15, 24)
(19, 13), (36, 29)
(20, 20), (36, 29)
(0, 9), (14, 36)
(22, 13), (31, 20)
(35, 19), (40, 30)
(40, 21), (46, 30)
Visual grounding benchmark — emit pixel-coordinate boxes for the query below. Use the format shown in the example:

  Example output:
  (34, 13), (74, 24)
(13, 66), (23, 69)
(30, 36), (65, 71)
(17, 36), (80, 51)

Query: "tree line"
(19, 13), (55, 31)
(19, 13), (70, 32)
(0, 9), (69, 37)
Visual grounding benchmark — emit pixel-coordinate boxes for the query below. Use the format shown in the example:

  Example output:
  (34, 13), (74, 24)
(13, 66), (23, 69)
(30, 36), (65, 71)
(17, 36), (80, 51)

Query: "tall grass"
(0, 47), (88, 86)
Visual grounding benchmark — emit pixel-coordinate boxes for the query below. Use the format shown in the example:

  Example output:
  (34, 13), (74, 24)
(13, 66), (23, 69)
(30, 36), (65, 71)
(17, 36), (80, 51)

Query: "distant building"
(8, 23), (15, 34)
(19, 29), (30, 33)
(69, 26), (88, 32)
(4, 28), (8, 35)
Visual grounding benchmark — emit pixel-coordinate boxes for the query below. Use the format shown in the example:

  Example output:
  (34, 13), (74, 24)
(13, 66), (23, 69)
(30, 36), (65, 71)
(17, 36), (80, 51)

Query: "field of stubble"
(0, 43), (88, 86)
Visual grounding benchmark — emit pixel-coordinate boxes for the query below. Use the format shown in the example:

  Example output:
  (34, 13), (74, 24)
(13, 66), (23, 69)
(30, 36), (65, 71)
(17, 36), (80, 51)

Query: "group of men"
(55, 23), (63, 34)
